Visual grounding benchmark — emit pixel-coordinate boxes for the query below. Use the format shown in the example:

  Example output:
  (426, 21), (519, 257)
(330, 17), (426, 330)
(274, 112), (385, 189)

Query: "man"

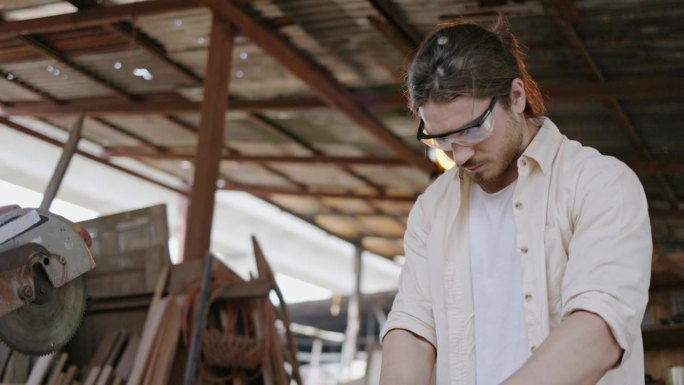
(380, 19), (652, 385)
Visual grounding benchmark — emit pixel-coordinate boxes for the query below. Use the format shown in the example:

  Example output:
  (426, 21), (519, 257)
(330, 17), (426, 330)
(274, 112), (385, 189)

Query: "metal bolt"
(59, 256), (67, 265)
(19, 285), (34, 300)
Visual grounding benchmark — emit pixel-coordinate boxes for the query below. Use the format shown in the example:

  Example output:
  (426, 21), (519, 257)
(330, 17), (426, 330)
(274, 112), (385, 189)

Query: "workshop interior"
(0, 0), (683, 384)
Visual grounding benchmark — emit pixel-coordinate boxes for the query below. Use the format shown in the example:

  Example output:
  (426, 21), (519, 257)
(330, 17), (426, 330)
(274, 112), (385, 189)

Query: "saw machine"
(0, 207), (95, 356)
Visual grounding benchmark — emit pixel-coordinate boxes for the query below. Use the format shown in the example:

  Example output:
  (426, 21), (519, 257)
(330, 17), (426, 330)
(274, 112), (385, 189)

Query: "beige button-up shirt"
(381, 118), (652, 385)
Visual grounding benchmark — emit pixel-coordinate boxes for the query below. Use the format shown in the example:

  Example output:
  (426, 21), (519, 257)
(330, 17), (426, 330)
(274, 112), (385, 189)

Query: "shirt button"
(524, 293), (533, 302)
(519, 158), (527, 167)
(520, 246), (528, 254)
(530, 345), (537, 353)
(515, 202), (523, 210)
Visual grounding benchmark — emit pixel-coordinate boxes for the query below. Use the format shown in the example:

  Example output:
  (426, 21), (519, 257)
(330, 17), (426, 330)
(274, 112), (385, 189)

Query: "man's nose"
(451, 143), (475, 166)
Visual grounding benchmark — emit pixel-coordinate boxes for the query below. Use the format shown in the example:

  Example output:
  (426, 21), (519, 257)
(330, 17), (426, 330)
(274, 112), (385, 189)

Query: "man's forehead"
(419, 96), (487, 120)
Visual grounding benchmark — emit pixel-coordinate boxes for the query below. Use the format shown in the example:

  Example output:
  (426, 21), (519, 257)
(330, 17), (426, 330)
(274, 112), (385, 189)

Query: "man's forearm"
(501, 310), (623, 385)
(380, 329), (436, 385)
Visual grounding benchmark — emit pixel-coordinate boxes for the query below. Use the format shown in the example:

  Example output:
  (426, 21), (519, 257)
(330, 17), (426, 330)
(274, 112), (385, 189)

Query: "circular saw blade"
(0, 267), (85, 356)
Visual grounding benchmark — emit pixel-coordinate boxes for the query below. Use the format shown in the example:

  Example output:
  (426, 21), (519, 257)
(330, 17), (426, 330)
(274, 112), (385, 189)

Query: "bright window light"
(0, 179), (98, 222)
(274, 273), (333, 304)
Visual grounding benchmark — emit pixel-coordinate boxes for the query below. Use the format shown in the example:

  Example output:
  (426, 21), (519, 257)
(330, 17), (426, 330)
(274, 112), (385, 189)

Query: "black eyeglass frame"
(415, 97), (498, 140)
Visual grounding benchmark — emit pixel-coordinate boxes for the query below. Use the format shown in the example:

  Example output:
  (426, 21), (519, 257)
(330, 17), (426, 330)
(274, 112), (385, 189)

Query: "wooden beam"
(105, 147), (407, 166)
(200, 0), (434, 174)
(0, 0), (198, 40)
(367, 0), (421, 47)
(182, 15), (234, 262)
(367, 15), (414, 56)
(221, 184), (416, 202)
(0, 116), (188, 195)
(5, 77), (684, 116)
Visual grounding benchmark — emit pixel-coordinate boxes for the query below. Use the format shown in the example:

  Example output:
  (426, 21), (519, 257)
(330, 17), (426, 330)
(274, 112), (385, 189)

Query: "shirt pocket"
(544, 226), (569, 326)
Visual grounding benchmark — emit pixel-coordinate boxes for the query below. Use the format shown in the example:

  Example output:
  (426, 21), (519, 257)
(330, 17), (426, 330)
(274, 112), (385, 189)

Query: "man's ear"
(510, 78), (526, 114)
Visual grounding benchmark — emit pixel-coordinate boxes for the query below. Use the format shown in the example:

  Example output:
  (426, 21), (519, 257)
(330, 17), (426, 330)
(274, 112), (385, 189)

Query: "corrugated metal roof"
(0, 0), (682, 258)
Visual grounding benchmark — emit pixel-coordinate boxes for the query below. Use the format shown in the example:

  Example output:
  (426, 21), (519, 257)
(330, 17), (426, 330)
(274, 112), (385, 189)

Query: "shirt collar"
(521, 117), (564, 175)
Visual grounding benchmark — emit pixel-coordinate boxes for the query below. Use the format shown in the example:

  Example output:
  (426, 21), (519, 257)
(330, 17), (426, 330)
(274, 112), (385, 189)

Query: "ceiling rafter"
(367, 15), (414, 56)
(104, 148), (407, 167)
(199, 0), (435, 174)
(221, 184), (416, 202)
(367, 0), (421, 47)
(17, 34), (138, 101)
(545, 4), (681, 209)
(4, 76), (684, 116)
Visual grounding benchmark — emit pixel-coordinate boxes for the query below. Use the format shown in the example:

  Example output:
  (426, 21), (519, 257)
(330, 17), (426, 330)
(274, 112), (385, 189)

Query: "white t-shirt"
(469, 181), (529, 385)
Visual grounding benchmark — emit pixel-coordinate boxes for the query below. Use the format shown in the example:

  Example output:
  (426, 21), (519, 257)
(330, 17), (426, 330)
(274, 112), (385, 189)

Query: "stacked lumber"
(0, 239), (300, 385)
(0, 293), (184, 385)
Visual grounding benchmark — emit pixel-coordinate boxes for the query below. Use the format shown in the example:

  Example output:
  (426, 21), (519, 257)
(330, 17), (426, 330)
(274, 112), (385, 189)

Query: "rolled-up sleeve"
(380, 195), (437, 348)
(561, 158), (652, 364)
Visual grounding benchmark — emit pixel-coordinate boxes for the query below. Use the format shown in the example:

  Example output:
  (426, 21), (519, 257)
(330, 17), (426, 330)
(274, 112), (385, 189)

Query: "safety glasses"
(416, 97), (497, 150)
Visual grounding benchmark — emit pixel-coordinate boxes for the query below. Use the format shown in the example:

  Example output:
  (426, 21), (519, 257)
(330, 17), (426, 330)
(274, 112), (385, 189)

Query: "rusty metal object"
(0, 207), (94, 355)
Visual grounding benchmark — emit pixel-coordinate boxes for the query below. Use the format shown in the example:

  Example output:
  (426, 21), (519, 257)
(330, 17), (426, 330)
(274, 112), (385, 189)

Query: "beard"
(469, 114), (524, 192)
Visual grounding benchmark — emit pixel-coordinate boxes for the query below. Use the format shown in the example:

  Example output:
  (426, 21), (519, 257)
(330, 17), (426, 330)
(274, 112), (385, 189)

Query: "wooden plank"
(26, 353), (55, 385)
(59, 366), (78, 385)
(94, 330), (129, 385)
(85, 330), (118, 374)
(0, 344), (10, 379)
(213, 279), (272, 300)
(125, 297), (171, 385)
(94, 366), (112, 385)
(46, 353), (69, 385)
(113, 333), (140, 381)
(141, 296), (183, 385)
(182, 15), (235, 262)
(82, 369), (100, 385)
(2, 352), (31, 383)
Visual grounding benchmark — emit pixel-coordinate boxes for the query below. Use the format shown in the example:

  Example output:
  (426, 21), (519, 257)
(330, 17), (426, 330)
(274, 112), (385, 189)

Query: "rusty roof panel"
(362, 236), (403, 257)
(320, 197), (376, 215)
(74, 49), (191, 93)
(44, 115), (142, 147)
(1, 58), (113, 99)
(269, 163), (369, 190)
(107, 115), (197, 147)
(357, 216), (405, 238)
(222, 162), (296, 187)
(314, 215), (363, 238)
(351, 166), (429, 192)
(269, 194), (324, 215)
(0, 77), (42, 101)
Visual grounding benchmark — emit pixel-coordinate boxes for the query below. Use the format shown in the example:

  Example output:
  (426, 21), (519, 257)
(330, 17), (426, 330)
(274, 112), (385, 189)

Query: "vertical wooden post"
(182, 14), (234, 261)
(339, 244), (363, 380)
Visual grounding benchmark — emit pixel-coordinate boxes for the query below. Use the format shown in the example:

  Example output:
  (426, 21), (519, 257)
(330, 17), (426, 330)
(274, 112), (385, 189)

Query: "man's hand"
(501, 311), (623, 385)
(380, 329), (435, 385)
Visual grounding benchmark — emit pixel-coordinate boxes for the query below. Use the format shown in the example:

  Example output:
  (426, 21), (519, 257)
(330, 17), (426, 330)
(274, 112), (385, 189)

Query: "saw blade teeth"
(0, 275), (86, 356)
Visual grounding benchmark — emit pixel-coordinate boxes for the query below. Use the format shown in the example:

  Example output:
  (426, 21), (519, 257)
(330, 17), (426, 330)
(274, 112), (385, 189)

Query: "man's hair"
(406, 18), (545, 118)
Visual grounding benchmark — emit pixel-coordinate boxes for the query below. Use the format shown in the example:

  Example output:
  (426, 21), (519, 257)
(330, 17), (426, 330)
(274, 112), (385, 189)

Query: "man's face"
(419, 96), (525, 193)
